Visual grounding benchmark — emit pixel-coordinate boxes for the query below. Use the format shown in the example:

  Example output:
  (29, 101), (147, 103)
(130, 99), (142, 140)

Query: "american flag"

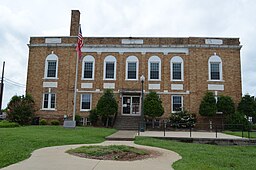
(76, 25), (84, 60)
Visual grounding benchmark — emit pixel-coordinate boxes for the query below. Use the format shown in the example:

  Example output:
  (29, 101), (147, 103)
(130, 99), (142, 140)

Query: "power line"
(0, 77), (26, 87)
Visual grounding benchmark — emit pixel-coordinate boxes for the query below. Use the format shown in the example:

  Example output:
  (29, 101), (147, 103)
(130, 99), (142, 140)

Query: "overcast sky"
(0, 0), (255, 108)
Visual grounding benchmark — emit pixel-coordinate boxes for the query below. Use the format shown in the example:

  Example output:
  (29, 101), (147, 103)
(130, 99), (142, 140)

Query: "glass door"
(122, 96), (140, 115)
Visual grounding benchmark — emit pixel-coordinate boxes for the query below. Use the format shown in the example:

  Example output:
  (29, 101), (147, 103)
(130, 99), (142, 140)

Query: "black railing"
(137, 121), (255, 139)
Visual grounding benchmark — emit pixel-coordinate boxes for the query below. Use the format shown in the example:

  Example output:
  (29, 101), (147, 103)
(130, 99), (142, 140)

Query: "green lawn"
(0, 126), (116, 168)
(135, 137), (256, 170)
(224, 131), (256, 139)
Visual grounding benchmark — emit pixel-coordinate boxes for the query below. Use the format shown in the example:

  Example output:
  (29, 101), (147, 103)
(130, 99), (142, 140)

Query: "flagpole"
(72, 50), (79, 122)
(72, 24), (82, 122)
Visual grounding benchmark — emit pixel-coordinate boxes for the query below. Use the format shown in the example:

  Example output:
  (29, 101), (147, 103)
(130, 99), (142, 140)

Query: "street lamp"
(140, 75), (145, 132)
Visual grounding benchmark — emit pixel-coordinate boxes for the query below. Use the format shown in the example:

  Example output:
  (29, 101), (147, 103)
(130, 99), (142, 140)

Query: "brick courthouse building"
(26, 10), (242, 128)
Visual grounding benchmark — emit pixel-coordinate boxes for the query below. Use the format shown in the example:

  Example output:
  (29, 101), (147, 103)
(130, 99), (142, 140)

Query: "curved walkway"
(1, 141), (181, 170)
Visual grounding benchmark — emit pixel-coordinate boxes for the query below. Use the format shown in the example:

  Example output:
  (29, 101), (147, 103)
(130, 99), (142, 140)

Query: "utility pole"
(0, 61), (5, 114)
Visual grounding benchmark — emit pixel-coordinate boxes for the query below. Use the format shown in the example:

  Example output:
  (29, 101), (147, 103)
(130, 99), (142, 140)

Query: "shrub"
(217, 95), (235, 115)
(75, 115), (82, 126)
(89, 109), (98, 126)
(96, 89), (118, 127)
(0, 120), (19, 128)
(225, 112), (250, 130)
(50, 120), (60, 126)
(39, 119), (47, 125)
(6, 94), (35, 125)
(199, 92), (217, 116)
(144, 92), (164, 128)
(169, 110), (196, 128)
(238, 95), (256, 118)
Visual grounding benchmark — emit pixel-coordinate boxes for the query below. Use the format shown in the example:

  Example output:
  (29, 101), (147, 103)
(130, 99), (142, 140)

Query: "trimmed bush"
(75, 115), (82, 126)
(50, 120), (60, 126)
(199, 92), (217, 116)
(39, 119), (47, 125)
(169, 110), (196, 128)
(0, 120), (19, 128)
(225, 112), (250, 130)
(89, 109), (98, 126)
(217, 95), (235, 115)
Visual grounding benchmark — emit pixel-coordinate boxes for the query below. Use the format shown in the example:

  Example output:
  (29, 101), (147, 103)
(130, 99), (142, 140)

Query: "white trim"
(43, 82), (57, 88)
(80, 94), (92, 111)
(208, 84), (224, 91)
(103, 83), (115, 89)
(171, 95), (183, 113)
(171, 84), (183, 90)
(148, 56), (161, 81)
(42, 93), (56, 110)
(82, 55), (95, 80)
(82, 46), (189, 54)
(44, 54), (58, 79)
(148, 84), (161, 90)
(103, 55), (116, 80)
(125, 56), (139, 80)
(208, 54), (223, 81)
(170, 56), (184, 81)
(81, 83), (93, 89)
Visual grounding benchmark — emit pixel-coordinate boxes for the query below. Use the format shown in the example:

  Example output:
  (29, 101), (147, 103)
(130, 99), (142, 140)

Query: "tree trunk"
(106, 117), (109, 127)
(152, 118), (155, 129)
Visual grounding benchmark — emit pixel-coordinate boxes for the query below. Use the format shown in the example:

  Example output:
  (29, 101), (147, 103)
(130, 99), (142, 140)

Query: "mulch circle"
(69, 147), (162, 161)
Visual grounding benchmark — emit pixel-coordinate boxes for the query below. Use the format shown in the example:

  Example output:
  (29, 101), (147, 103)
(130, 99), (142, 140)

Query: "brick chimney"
(70, 10), (80, 36)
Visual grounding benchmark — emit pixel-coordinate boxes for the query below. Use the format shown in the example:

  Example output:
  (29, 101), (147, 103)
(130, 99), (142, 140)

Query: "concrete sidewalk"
(1, 141), (181, 170)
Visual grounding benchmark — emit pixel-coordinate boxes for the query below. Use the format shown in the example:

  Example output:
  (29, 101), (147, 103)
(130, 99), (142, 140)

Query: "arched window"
(170, 56), (184, 81)
(104, 55), (116, 80)
(82, 55), (95, 80)
(148, 56), (161, 81)
(44, 53), (58, 79)
(126, 56), (139, 80)
(208, 54), (223, 81)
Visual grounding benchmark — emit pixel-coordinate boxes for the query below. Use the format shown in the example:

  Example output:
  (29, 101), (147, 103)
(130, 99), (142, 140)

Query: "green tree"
(238, 94), (256, 118)
(7, 94), (35, 125)
(199, 92), (217, 116)
(144, 91), (164, 128)
(217, 95), (235, 115)
(96, 89), (118, 127)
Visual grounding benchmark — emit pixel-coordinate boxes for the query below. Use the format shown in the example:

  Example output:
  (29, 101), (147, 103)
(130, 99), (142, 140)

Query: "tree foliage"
(96, 89), (118, 127)
(144, 91), (164, 119)
(217, 95), (235, 115)
(199, 92), (217, 116)
(7, 94), (35, 125)
(238, 95), (256, 117)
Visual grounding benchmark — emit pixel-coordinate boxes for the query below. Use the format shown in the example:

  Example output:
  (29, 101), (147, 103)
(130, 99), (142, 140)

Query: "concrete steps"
(114, 115), (141, 130)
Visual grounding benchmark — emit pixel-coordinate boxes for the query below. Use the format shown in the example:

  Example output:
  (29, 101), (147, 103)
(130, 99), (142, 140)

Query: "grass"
(224, 131), (256, 138)
(135, 137), (256, 170)
(67, 145), (147, 157)
(0, 120), (19, 128)
(0, 126), (116, 168)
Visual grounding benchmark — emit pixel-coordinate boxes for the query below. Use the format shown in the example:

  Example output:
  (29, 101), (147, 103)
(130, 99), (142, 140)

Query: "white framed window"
(148, 56), (161, 81)
(208, 54), (223, 81)
(172, 95), (183, 113)
(82, 55), (95, 80)
(171, 56), (184, 81)
(104, 55), (116, 80)
(42, 93), (56, 110)
(126, 56), (139, 80)
(44, 54), (58, 79)
(80, 94), (92, 111)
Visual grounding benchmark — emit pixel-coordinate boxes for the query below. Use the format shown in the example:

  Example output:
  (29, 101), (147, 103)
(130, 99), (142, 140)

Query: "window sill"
(171, 80), (184, 82)
(41, 109), (56, 111)
(207, 80), (225, 82)
(43, 77), (59, 80)
(125, 79), (138, 81)
(82, 78), (94, 81)
(148, 79), (161, 81)
(80, 109), (91, 112)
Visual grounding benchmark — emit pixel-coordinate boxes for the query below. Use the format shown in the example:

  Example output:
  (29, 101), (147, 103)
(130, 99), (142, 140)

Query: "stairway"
(113, 115), (141, 130)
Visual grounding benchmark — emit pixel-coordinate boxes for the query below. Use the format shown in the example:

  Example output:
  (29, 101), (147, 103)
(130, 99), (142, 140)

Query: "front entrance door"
(122, 96), (140, 115)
